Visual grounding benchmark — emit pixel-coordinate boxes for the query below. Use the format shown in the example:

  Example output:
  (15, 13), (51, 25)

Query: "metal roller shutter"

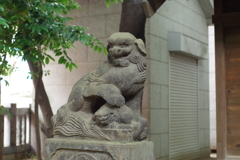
(169, 53), (199, 160)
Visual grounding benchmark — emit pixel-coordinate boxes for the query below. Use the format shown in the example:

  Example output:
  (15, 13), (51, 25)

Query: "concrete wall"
(145, 0), (210, 159)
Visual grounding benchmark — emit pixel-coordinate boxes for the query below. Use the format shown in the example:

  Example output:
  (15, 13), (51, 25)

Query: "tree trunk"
(27, 60), (53, 138)
(34, 77), (42, 160)
(119, 0), (166, 41)
(119, 0), (146, 42)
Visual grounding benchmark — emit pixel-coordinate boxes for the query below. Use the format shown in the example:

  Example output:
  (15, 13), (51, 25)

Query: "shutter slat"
(170, 53), (199, 160)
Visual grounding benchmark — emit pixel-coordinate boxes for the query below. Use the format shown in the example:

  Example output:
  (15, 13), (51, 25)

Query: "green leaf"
(65, 62), (69, 68)
(45, 57), (49, 64)
(0, 106), (11, 117)
(71, 63), (78, 69)
(98, 47), (102, 53)
(39, 26), (49, 32)
(103, 47), (108, 55)
(0, 6), (4, 12)
(84, 37), (90, 45)
(69, 64), (73, 72)
(0, 20), (9, 28)
(55, 51), (62, 56)
(46, 54), (55, 61)
(4, 80), (9, 86)
(58, 56), (65, 64)
(94, 46), (98, 52)
(80, 35), (85, 43)
(36, 27), (41, 34)
(106, 0), (111, 7)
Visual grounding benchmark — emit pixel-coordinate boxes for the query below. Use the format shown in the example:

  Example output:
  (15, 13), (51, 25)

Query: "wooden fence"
(0, 103), (31, 160)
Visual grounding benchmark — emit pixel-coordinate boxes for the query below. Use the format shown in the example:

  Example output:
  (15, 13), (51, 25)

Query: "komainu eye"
(121, 43), (128, 48)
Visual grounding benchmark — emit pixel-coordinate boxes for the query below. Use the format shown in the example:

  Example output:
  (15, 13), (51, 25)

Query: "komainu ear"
(134, 39), (147, 56)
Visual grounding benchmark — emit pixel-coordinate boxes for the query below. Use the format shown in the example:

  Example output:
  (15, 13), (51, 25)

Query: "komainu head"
(107, 32), (147, 67)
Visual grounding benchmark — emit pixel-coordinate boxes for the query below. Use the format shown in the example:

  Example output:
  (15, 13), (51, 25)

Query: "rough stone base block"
(45, 138), (155, 160)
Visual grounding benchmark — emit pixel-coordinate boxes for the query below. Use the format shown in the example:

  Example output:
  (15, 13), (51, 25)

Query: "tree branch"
(0, 53), (7, 75)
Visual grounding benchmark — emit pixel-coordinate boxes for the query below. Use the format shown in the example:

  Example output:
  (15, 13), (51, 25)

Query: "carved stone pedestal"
(45, 138), (155, 160)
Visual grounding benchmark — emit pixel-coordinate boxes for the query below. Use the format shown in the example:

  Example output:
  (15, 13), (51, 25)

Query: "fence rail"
(0, 103), (31, 160)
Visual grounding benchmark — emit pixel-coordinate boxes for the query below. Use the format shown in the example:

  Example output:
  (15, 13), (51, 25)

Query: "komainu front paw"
(134, 131), (147, 141)
(105, 94), (125, 107)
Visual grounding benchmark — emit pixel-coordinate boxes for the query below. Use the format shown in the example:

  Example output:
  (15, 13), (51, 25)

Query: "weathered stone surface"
(45, 138), (155, 160)
(46, 33), (154, 160)
(51, 32), (149, 142)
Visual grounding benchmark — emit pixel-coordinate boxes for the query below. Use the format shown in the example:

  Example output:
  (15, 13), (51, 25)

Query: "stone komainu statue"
(52, 32), (148, 142)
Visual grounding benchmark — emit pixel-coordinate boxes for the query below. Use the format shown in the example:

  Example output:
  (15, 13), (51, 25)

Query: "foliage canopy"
(0, 0), (118, 81)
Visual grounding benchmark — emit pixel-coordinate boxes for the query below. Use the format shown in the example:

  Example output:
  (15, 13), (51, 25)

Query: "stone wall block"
(142, 83), (150, 109)
(43, 65), (66, 86)
(150, 84), (161, 109)
(204, 129), (210, 148)
(88, 0), (121, 16)
(66, 0), (89, 18)
(199, 90), (205, 109)
(150, 134), (161, 158)
(150, 109), (169, 134)
(199, 129), (205, 148)
(106, 14), (121, 37)
(160, 85), (169, 109)
(67, 17), (89, 28)
(175, 0), (205, 17)
(150, 60), (169, 85)
(159, 39), (169, 63)
(46, 50), (59, 65)
(65, 62), (99, 85)
(160, 133), (169, 158)
(172, 22), (184, 35)
(149, 35), (161, 61)
(183, 8), (208, 36)
(199, 71), (209, 91)
(150, 84), (169, 109)
(158, 1), (184, 25)
(87, 38), (108, 62)
(183, 26), (208, 44)
(159, 156), (169, 160)
(199, 110), (209, 129)
(200, 147), (210, 159)
(87, 46), (104, 62)
(150, 15), (173, 40)
(199, 59), (209, 72)
(45, 86), (72, 114)
(88, 16), (106, 38)
(199, 90), (209, 110)
(204, 90), (210, 110)
(67, 41), (88, 63)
